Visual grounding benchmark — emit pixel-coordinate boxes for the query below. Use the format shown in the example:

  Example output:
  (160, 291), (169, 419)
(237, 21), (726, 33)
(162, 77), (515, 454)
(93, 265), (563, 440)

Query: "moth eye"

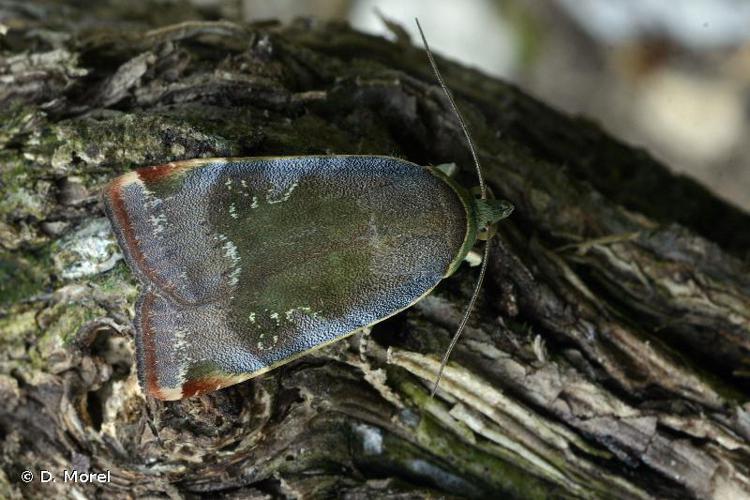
(477, 225), (497, 241)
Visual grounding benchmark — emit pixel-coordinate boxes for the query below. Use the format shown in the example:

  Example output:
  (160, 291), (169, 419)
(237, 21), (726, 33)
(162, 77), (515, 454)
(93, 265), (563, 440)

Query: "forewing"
(104, 156), (468, 399)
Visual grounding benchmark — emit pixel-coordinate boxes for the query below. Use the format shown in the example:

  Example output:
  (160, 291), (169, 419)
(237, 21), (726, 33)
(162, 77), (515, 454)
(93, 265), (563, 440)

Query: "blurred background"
(192, 0), (750, 212)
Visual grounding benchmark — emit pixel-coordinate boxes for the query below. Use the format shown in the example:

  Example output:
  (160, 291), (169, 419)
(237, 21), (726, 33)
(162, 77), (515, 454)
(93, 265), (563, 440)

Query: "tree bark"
(1, 2), (749, 499)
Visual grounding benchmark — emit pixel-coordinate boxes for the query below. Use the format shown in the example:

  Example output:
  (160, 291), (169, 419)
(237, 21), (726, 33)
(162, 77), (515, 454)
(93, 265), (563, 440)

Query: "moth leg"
(464, 249), (482, 267)
(434, 162), (458, 178)
(353, 326), (373, 362)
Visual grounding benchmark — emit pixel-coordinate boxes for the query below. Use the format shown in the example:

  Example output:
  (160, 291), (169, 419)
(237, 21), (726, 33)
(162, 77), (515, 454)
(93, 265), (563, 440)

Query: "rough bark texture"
(1, 2), (750, 499)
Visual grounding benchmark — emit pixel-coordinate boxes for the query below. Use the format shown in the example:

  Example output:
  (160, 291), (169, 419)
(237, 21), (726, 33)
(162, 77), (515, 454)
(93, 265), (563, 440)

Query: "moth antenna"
(415, 18), (490, 397)
(415, 19), (487, 200)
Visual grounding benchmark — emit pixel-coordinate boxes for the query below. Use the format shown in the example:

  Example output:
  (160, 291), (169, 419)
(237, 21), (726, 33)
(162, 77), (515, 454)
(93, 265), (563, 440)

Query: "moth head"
(475, 197), (514, 241)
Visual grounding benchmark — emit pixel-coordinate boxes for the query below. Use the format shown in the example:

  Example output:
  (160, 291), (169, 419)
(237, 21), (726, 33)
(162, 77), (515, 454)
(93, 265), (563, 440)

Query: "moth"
(103, 20), (512, 400)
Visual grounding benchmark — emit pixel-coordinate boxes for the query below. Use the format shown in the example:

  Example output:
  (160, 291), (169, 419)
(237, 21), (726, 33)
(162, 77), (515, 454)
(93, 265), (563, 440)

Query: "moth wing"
(104, 159), (236, 305)
(106, 156), (469, 399)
